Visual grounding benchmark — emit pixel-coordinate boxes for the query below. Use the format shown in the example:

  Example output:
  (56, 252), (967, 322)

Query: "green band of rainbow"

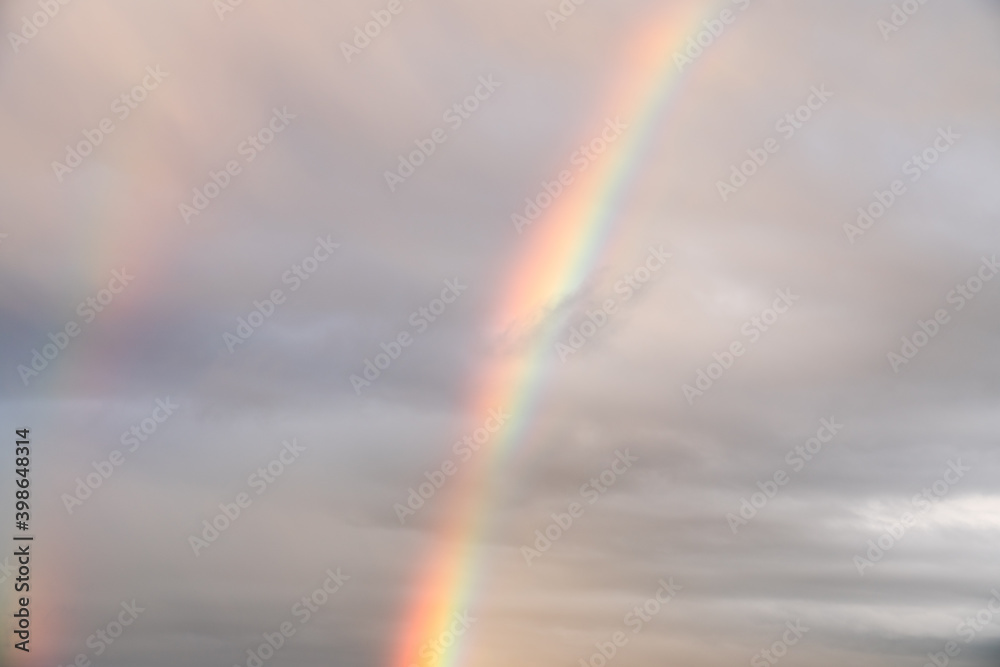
(392, 6), (713, 667)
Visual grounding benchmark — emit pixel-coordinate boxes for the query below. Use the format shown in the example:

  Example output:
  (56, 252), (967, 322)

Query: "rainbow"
(392, 5), (714, 667)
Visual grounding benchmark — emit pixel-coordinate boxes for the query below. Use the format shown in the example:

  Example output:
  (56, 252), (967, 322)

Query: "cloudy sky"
(2, 1), (1000, 666)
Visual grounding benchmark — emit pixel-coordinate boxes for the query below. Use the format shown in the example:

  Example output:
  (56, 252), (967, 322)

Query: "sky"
(2, 1), (1000, 666)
